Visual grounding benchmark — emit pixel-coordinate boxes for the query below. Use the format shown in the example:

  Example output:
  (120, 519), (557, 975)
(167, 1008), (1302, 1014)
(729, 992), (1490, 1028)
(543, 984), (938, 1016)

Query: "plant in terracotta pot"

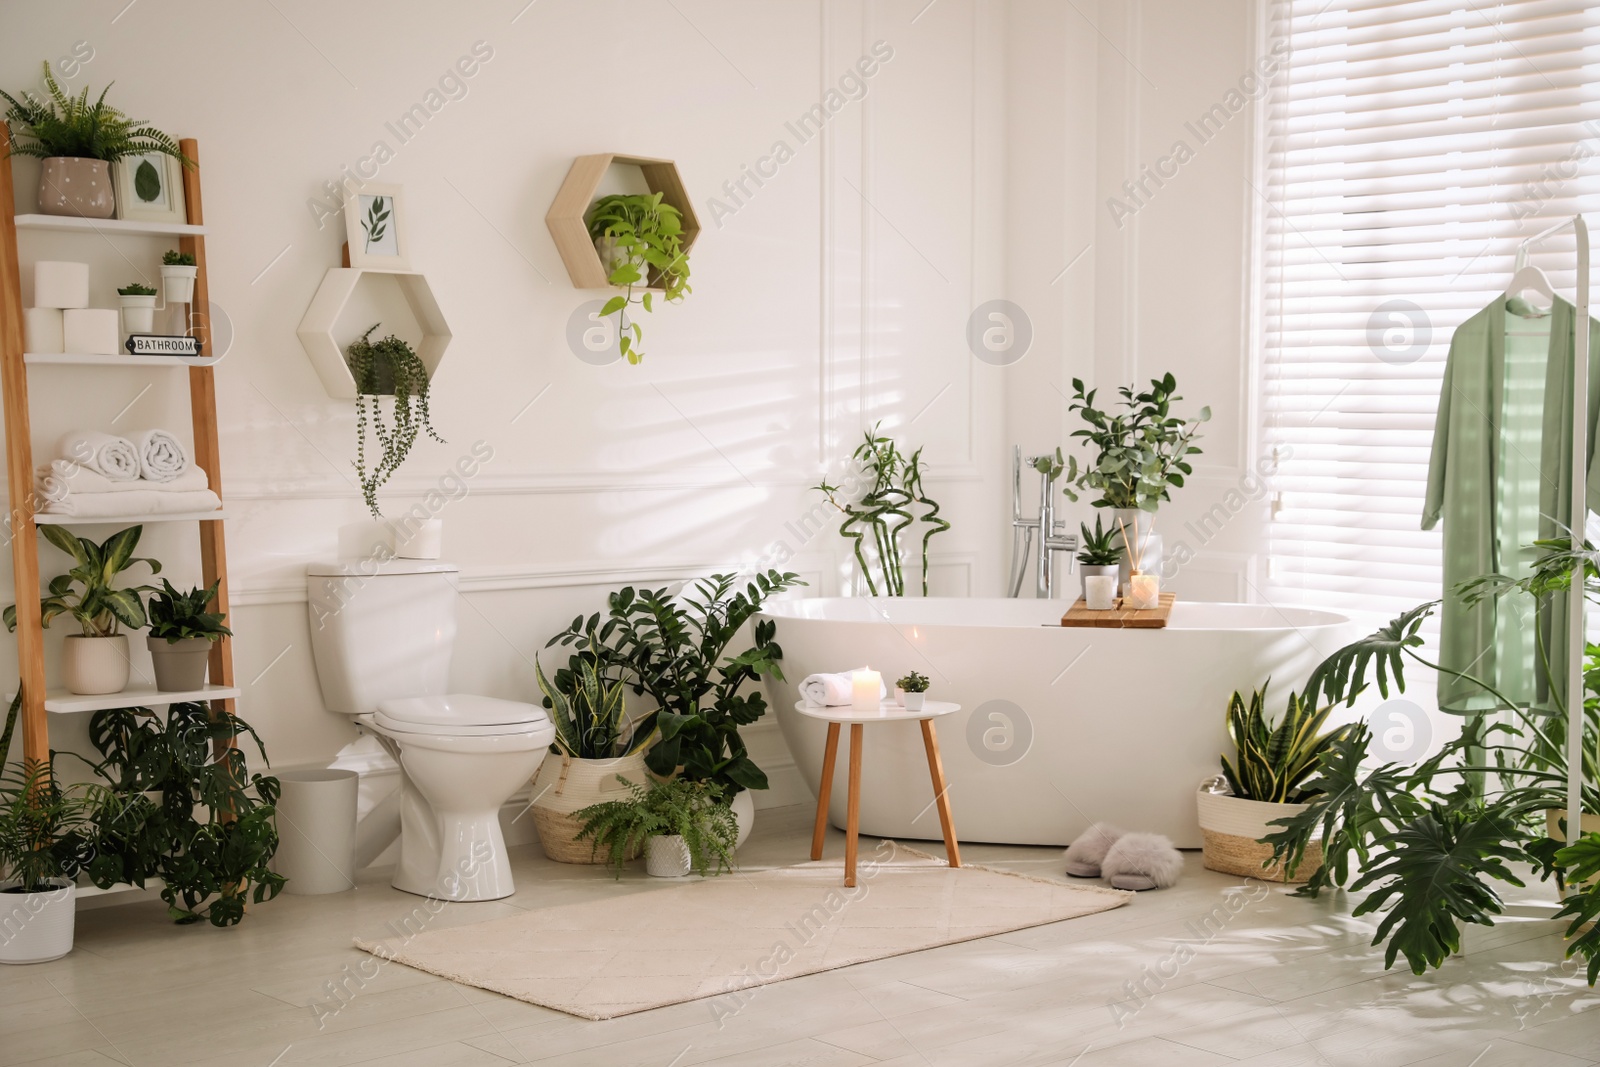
(116, 281), (158, 335)
(1, 63), (189, 219)
(0, 761), (106, 964)
(896, 671), (931, 712)
(145, 579), (230, 692)
(160, 249), (198, 304)
(586, 192), (691, 364)
(573, 776), (738, 879)
(4, 524), (161, 696)
(346, 324), (442, 518)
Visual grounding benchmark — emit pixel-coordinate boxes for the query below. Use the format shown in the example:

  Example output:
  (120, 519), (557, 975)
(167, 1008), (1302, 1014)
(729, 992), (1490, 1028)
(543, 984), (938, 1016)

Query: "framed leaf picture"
(343, 183), (410, 271)
(112, 151), (187, 224)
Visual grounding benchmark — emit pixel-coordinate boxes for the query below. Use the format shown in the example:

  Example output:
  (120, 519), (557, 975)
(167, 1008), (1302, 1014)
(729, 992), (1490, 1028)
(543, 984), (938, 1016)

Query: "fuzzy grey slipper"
(1101, 832), (1183, 891)
(1063, 822), (1127, 878)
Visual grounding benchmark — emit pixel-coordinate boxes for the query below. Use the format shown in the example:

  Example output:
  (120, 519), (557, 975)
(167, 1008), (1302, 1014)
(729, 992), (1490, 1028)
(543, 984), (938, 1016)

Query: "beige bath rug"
(353, 843), (1131, 1020)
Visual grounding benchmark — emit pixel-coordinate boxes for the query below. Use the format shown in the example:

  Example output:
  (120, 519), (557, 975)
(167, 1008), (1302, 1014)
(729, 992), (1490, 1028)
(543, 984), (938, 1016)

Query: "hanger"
(1506, 247), (1556, 317)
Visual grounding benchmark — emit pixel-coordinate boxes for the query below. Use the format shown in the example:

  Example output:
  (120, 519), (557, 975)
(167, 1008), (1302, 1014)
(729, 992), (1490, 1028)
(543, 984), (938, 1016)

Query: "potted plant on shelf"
(1196, 684), (1351, 882)
(529, 636), (657, 864)
(0, 762), (104, 964)
(116, 282), (158, 335)
(574, 776), (738, 879)
(160, 249), (198, 305)
(896, 671), (931, 712)
(346, 324), (443, 519)
(3, 525), (161, 696)
(145, 579), (231, 692)
(586, 192), (691, 364)
(1076, 516), (1123, 601)
(0, 62), (189, 219)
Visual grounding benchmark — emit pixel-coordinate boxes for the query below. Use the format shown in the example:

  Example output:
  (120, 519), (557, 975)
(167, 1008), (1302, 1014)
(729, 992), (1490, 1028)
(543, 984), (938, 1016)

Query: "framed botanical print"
(343, 183), (410, 271)
(112, 151), (187, 224)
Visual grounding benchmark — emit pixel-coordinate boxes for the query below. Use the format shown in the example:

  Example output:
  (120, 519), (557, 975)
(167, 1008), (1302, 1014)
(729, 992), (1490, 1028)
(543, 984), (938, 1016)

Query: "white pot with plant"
(1076, 516), (1123, 602)
(116, 282), (158, 335)
(573, 776), (739, 879)
(4, 525), (161, 697)
(0, 762), (103, 964)
(530, 643), (657, 864)
(346, 324), (443, 520)
(145, 579), (230, 692)
(896, 671), (930, 712)
(160, 249), (198, 304)
(0, 63), (189, 220)
(586, 192), (692, 365)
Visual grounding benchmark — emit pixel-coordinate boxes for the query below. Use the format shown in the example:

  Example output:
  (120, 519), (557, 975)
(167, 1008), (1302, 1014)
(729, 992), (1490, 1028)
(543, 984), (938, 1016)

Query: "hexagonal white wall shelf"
(296, 268), (451, 399)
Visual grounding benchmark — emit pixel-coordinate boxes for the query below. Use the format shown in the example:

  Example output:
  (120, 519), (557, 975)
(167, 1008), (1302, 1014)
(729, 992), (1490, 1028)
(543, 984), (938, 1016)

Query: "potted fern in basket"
(574, 776), (738, 879)
(347, 324), (443, 519)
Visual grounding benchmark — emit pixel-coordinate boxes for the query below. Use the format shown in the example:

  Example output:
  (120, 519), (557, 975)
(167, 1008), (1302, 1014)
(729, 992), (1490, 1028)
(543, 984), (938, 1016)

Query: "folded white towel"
(35, 460), (209, 501)
(58, 431), (139, 481)
(133, 429), (189, 482)
(37, 488), (221, 518)
(799, 668), (887, 707)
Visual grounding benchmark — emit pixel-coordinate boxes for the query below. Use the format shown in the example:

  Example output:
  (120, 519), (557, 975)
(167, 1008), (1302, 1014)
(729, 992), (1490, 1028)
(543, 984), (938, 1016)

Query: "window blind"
(1261, 0), (1600, 614)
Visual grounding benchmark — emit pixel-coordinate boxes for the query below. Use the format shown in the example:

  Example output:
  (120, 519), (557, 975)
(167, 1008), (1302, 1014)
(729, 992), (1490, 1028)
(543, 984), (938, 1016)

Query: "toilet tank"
(306, 560), (459, 715)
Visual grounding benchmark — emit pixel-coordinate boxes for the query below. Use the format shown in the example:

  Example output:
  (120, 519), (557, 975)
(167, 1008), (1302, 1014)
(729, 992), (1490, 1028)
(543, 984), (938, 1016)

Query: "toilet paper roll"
(22, 308), (64, 354)
(62, 309), (121, 356)
(33, 261), (90, 310)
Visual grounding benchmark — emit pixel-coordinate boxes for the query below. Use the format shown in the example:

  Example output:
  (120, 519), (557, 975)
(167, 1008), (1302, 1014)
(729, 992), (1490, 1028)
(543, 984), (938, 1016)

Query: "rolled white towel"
(132, 429), (189, 482)
(37, 488), (220, 518)
(58, 430), (139, 481)
(35, 461), (209, 501)
(799, 668), (887, 707)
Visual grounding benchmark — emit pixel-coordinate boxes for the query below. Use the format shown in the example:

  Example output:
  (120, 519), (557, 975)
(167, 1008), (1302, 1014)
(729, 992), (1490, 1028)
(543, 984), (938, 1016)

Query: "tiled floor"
(4, 804), (1597, 1067)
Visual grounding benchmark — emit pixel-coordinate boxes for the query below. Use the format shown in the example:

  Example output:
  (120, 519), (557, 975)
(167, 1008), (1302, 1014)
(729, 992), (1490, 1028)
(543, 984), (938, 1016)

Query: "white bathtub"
(757, 598), (1357, 848)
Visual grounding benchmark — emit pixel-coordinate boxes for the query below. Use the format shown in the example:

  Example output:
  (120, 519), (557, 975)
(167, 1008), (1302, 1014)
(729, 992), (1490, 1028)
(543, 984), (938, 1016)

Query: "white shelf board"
(45, 682), (241, 714)
(77, 880), (154, 899)
(25, 351), (220, 368)
(15, 213), (205, 237)
(35, 509), (227, 525)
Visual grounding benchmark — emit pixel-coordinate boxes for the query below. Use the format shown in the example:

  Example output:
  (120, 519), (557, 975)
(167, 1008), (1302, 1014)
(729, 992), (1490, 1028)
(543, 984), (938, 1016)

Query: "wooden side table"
(795, 699), (962, 887)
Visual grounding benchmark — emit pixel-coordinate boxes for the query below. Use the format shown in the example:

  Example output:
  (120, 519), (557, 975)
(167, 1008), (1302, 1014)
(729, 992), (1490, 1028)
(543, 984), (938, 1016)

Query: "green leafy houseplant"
(0, 761), (103, 894)
(117, 282), (156, 297)
(587, 192), (691, 364)
(0, 63), (189, 165)
(546, 570), (806, 796)
(346, 324), (443, 518)
(1076, 516), (1122, 567)
(573, 776), (737, 878)
(1044, 374), (1210, 512)
(3, 525), (160, 637)
(535, 636), (653, 761)
(161, 250), (196, 266)
(815, 426), (951, 596)
(1220, 685), (1353, 804)
(147, 579), (231, 644)
(897, 672), (930, 694)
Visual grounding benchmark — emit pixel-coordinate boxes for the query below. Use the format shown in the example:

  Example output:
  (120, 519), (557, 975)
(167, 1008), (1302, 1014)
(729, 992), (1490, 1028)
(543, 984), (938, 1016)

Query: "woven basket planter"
(1196, 788), (1322, 883)
(530, 750), (648, 864)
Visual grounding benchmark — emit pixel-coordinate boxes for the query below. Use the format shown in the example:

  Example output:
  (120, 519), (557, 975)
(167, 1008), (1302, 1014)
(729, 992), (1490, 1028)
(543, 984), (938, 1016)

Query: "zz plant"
(347, 323), (443, 518)
(815, 426), (950, 596)
(587, 192), (691, 364)
(3, 525), (160, 637)
(1, 62), (189, 165)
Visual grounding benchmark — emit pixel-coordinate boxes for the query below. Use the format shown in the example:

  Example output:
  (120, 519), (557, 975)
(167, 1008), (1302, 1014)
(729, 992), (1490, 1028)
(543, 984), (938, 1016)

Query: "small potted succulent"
(145, 579), (231, 692)
(586, 192), (691, 364)
(896, 671), (931, 711)
(160, 250), (198, 304)
(4, 525), (161, 696)
(1076, 516), (1123, 601)
(116, 281), (158, 334)
(573, 776), (738, 879)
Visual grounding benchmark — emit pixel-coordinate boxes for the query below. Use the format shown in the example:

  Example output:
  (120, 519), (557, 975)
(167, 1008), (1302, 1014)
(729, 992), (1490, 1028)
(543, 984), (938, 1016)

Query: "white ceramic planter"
(146, 635), (211, 692)
(62, 635), (130, 696)
(161, 264), (198, 304)
(119, 294), (157, 335)
(0, 880), (76, 964)
(530, 750), (648, 864)
(1195, 786), (1320, 883)
(645, 835), (693, 877)
(731, 789), (755, 850)
(902, 692), (927, 711)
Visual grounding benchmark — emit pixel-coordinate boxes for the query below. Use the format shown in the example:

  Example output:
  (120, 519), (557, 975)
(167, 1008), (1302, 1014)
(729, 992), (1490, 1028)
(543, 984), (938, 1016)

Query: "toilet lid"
(375, 694), (550, 736)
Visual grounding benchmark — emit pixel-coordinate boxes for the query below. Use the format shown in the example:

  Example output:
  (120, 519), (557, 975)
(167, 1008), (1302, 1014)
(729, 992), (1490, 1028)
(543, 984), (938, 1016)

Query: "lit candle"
(1128, 573), (1160, 610)
(1084, 574), (1117, 610)
(852, 669), (882, 711)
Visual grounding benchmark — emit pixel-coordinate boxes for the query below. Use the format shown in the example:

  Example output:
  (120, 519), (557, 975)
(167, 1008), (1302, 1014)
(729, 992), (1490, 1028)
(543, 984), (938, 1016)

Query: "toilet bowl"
(306, 560), (554, 901)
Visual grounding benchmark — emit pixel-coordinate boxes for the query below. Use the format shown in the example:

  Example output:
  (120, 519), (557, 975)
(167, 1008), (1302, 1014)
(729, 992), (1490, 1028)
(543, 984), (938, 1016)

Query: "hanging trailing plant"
(814, 426), (950, 596)
(346, 323), (443, 518)
(586, 192), (691, 364)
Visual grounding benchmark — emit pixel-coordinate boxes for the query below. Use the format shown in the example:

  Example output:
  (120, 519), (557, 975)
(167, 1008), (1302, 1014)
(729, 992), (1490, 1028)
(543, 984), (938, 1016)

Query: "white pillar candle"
(1084, 574), (1117, 610)
(1128, 573), (1160, 610)
(851, 669), (882, 711)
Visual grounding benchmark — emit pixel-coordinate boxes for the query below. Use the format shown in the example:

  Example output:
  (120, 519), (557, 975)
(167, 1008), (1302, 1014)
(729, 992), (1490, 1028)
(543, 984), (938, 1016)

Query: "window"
(1260, 0), (1600, 614)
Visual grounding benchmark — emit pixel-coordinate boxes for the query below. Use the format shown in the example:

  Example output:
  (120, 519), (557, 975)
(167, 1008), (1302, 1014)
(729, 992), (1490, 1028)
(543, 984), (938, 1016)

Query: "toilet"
(305, 559), (554, 901)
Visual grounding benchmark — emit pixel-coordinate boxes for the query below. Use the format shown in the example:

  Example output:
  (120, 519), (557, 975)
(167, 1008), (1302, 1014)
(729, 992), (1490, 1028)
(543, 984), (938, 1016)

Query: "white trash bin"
(274, 769), (359, 895)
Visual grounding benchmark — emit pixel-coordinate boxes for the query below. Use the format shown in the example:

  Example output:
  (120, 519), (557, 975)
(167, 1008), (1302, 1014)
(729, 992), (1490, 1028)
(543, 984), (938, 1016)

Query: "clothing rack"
(1516, 215), (1589, 840)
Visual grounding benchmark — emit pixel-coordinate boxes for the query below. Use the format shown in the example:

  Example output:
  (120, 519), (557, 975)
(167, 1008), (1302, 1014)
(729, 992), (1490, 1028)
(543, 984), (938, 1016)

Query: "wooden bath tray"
(1060, 592), (1175, 629)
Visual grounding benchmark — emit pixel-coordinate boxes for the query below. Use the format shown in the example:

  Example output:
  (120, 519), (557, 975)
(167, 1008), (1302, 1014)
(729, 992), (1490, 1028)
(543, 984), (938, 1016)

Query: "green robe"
(1423, 296), (1600, 713)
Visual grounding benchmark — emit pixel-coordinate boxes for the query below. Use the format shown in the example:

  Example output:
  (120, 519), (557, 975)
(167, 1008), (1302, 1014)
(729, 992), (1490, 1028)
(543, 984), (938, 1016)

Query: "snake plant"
(1220, 685), (1353, 804)
(536, 636), (654, 761)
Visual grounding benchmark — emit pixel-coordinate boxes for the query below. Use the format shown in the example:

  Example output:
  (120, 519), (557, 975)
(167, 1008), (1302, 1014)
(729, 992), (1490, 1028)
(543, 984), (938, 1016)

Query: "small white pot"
(62, 634), (130, 696)
(0, 880), (76, 964)
(902, 692), (926, 712)
(118, 293), (157, 335)
(161, 264), (198, 304)
(645, 835), (693, 878)
(731, 789), (755, 850)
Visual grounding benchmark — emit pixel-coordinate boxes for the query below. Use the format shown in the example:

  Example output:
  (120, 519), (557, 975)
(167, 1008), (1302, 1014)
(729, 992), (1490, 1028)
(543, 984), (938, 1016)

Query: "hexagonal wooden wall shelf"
(545, 153), (700, 289)
(297, 269), (451, 399)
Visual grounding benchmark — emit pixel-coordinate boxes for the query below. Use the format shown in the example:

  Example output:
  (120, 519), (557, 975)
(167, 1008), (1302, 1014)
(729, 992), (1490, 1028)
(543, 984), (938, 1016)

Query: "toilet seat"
(375, 693), (550, 737)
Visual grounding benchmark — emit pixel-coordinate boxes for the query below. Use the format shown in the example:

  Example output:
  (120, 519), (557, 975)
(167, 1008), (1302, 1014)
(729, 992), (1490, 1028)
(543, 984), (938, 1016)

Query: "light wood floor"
(3, 804), (1597, 1067)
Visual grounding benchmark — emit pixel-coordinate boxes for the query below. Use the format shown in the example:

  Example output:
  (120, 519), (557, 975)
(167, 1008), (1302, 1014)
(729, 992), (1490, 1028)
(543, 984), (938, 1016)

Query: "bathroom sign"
(125, 334), (202, 357)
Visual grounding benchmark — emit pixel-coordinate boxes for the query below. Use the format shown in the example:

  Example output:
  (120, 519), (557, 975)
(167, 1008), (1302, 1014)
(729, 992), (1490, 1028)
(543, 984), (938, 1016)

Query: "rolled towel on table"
(799, 668), (887, 707)
(35, 460), (209, 501)
(37, 488), (221, 518)
(133, 429), (189, 482)
(57, 430), (138, 481)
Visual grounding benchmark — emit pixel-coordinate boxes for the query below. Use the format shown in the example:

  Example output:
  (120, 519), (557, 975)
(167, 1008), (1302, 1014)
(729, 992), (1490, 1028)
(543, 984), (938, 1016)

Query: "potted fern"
(1, 62), (188, 219)
(117, 282), (158, 335)
(587, 192), (691, 364)
(574, 776), (738, 879)
(1197, 684), (1352, 882)
(346, 324), (443, 519)
(1076, 516), (1122, 601)
(145, 579), (231, 692)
